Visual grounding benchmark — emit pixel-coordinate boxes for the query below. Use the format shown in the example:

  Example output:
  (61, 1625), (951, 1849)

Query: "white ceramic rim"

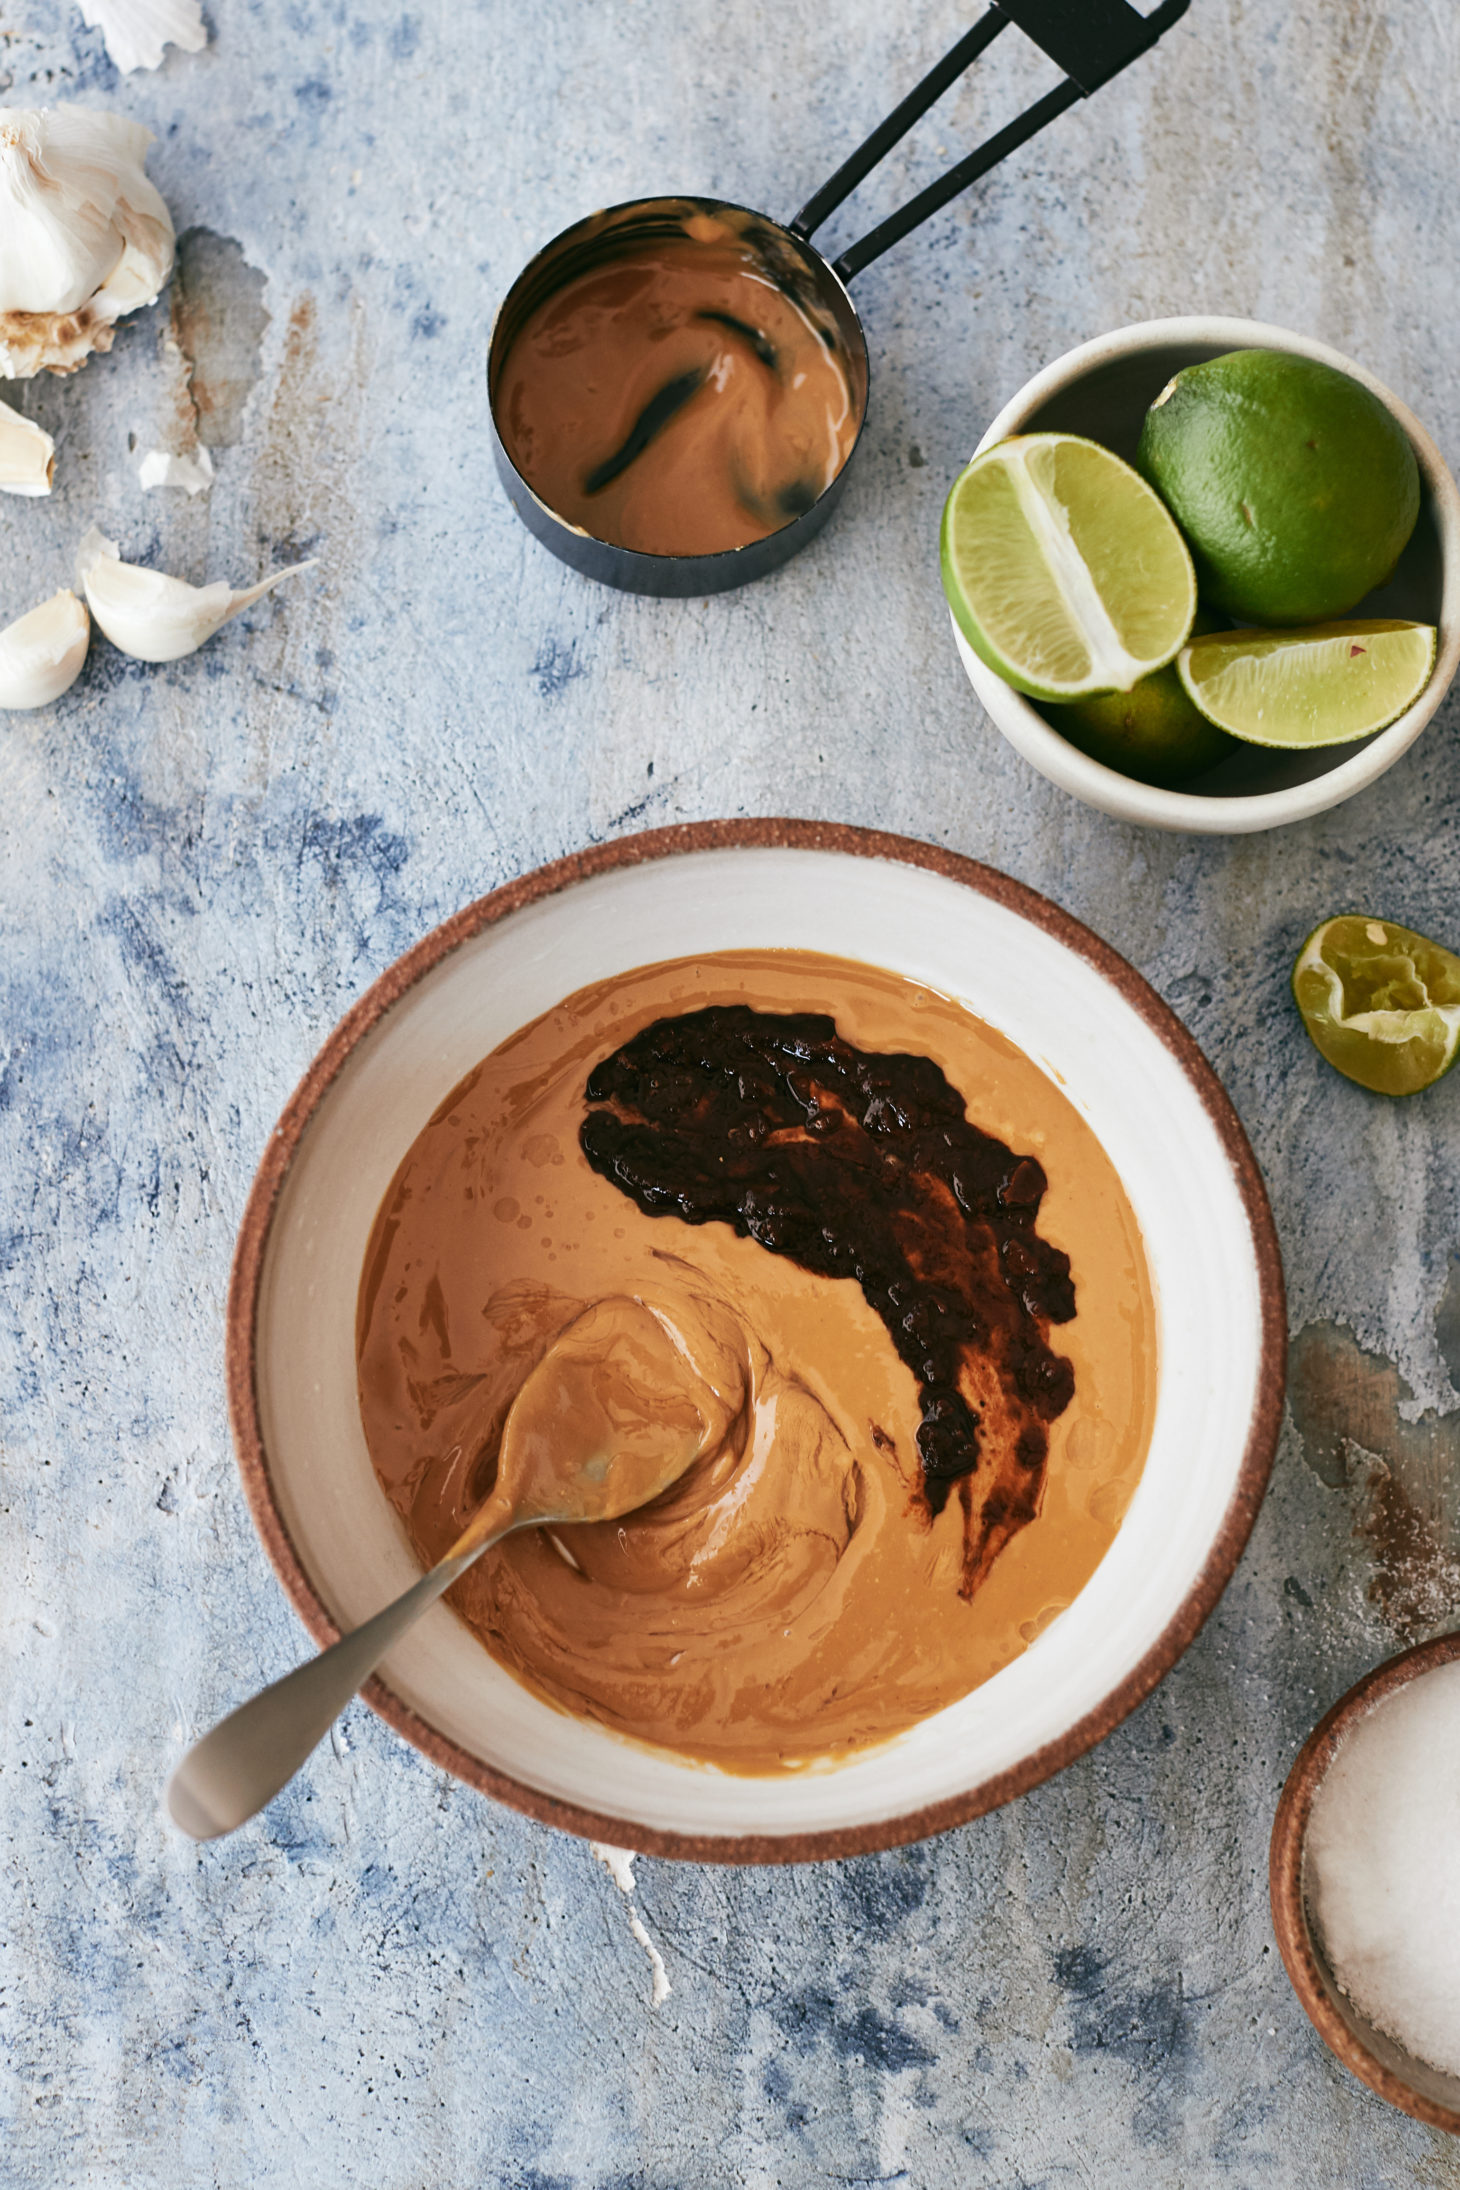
(955, 315), (1460, 835)
(231, 824), (1284, 1860)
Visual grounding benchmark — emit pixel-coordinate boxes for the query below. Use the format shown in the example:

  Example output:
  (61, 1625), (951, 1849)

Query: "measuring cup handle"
(790, 0), (1192, 286)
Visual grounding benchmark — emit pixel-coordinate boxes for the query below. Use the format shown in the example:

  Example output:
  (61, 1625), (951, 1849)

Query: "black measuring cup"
(488, 0), (1191, 598)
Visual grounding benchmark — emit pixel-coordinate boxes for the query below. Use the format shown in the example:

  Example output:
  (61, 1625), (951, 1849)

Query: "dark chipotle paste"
(581, 1005), (1077, 1596)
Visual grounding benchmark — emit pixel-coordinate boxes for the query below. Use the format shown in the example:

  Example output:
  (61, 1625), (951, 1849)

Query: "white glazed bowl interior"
(252, 844), (1272, 1849)
(953, 316), (1460, 835)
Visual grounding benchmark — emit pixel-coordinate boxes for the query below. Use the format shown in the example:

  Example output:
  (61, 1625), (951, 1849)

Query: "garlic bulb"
(0, 107), (175, 378)
(0, 394), (54, 493)
(0, 589), (90, 709)
(76, 528), (316, 663)
(78, 0), (207, 74)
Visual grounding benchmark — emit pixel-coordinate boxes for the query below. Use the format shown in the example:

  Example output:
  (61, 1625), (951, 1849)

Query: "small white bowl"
(951, 316), (1460, 835)
(229, 822), (1284, 1862)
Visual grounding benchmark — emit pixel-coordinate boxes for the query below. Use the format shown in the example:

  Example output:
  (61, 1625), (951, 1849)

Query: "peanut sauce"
(496, 214), (858, 556)
(356, 951), (1157, 1772)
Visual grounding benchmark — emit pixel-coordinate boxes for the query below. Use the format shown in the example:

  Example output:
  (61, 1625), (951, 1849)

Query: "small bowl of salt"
(1271, 1633), (1460, 2133)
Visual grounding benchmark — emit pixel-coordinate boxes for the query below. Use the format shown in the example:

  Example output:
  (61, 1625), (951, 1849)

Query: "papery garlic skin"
(0, 108), (175, 378)
(77, 528), (317, 664)
(0, 394), (54, 494)
(78, 0), (207, 74)
(137, 444), (213, 494)
(0, 589), (90, 708)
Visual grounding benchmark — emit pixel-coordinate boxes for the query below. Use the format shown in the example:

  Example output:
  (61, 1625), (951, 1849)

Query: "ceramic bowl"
(229, 820), (1285, 1861)
(1270, 1631), (1460, 2132)
(950, 315), (1460, 835)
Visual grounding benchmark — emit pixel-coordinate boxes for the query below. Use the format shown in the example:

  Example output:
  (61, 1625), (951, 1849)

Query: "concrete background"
(2, 0), (1459, 2181)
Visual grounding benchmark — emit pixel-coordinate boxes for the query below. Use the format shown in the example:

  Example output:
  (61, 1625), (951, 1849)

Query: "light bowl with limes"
(949, 318), (1460, 835)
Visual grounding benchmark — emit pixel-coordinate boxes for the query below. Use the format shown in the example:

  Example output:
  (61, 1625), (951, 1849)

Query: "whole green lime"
(1137, 350), (1420, 625)
(1050, 610), (1236, 785)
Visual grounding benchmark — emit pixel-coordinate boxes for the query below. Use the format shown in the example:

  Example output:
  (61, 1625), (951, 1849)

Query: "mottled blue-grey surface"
(3, 1), (1460, 2183)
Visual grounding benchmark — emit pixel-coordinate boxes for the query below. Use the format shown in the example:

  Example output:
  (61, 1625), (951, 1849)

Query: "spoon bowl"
(487, 1293), (738, 1532)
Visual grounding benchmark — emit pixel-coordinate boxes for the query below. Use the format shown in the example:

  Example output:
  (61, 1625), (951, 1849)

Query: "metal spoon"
(166, 1297), (718, 1841)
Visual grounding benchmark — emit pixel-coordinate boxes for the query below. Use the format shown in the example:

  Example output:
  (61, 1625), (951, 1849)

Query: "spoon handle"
(165, 1538), (496, 1842)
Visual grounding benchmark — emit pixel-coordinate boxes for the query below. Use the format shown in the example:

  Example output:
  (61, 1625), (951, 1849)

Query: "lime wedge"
(1293, 916), (1460, 1096)
(1177, 620), (1436, 747)
(940, 434), (1197, 701)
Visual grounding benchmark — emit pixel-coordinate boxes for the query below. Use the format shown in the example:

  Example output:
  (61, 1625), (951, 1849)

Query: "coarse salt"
(1305, 1657), (1460, 2079)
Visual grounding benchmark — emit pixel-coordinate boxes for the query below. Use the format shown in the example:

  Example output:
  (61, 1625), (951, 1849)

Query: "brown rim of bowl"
(227, 817), (1287, 1864)
(1270, 1630), (1460, 2133)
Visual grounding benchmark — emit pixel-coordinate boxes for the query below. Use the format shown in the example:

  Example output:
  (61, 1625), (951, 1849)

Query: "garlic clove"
(137, 444), (213, 494)
(77, 0), (207, 74)
(0, 588), (90, 709)
(0, 107), (175, 378)
(76, 527), (316, 664)
(0, 393), (54, 494)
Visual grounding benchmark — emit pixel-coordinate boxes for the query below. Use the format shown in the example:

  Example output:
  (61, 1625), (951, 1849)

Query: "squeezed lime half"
(941, 433), (1197, 702)
(1293, 915), (1460, 1095)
